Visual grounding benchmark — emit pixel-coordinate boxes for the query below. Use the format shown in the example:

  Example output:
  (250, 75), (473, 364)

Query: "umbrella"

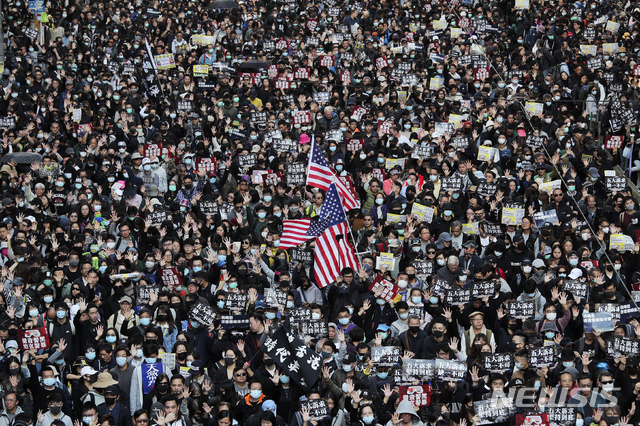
(236, 59), (271, 71)
(206, 0), (239, 9)
(0, 152), (43, 164)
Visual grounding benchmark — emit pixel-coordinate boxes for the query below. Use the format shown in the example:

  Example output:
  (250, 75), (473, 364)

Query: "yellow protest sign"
(193, 65), (209, 77)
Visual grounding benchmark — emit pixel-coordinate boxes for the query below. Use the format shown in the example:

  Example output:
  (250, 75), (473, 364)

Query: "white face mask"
(546, 312), (557, 321)
(397, 280), (408, 289)
(614, 264), (622, 271)
(523, 266), (532, 274)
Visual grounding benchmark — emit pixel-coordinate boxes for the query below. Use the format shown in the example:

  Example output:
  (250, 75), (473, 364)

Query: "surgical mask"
(342, 383), (349, 393)
(57, 310), (66, 319)
(44, 296), (53, 303)
(106, 335), (117, 343)
(569, 258), (579, 266)
(43, 377), (56, 387)
(29, 309), (39, 317)
(400, 313), (409, 320)
(437, 259), (445, 266)
(429, 296), (438, 304)
(602, 383), (614, 392)
(430, 175), (438, 181)
(377, 371), (388, 379)
(545, 332), (556, 339)
(563, 361), (573, 368)
(602, 227), (610, 234)
(280, 375), (290, 384)
(116, 357), (127, 367)
(311, 313), (321, 320)
(412, 296), (423, 304)
(265, 312), (276, 320)
(376, 199), (384, 205)
(523, 266), (532, 274)
(339, 318), (350, 326)
(363, 416), (375, 424)
(444, 210), (453, 216)
(250, 390), (262, 399)
(136, 349), (144, 358)
(546, 312), (557, 321)
(614, 264), (622, 271)
(286, 301), (294, 309)
(343, 364), (352, 372)
(140, 317), (151, 326)
(86, 351), (96, 361)
(264, 195), (272, 203)
(145, 357), (157, 364)
(495, 251), (503, 257)
(145, 261), (155, 269)
(217, 300), (226, 309)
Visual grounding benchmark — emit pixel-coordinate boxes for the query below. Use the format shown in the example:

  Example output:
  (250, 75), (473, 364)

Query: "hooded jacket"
(384, 400), (424, 426)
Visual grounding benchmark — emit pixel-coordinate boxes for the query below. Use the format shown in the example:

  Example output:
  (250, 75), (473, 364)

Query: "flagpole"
(144, 38), (166, 100)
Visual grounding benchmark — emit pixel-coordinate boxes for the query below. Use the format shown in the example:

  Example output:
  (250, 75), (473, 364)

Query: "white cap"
(81, 366), (98, 376)
(568, 269), (583, 280)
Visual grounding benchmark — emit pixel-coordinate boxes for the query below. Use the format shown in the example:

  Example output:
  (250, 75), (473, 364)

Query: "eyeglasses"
(427, 250), (436, 254)
(235, 373), (247, 377)
(135, 419), (149, 423)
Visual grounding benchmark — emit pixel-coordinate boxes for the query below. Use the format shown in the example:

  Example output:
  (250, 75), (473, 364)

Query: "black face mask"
(264, 358), (275, 367)
(409, 325), (420, 334)
(433, 330), (444, 338)
(105, 396), (117, 406)
(238, 268), (247, 276)
(157, 314), (168, 322)
(170, 303), (181, 310)
(114, 287), (125, 296)
(9, 367), (19, 376)
(49, 406), (62, 416)
(156, 383), (169, 393)
(224, 357), (235, 366)
(8, 329), (17, 337)
(177, 352), (188, 361)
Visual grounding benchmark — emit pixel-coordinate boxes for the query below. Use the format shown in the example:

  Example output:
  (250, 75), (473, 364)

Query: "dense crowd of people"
(2, 0), (640, 425)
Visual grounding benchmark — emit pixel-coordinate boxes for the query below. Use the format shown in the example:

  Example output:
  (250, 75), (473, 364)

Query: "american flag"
(307, 138), (360, 211)
(279, 218), (327, 250)
(313, 183), (359, 288)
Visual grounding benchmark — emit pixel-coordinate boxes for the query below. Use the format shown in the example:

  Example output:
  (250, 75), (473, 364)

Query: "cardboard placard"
(369, 275), (400, 302)
(17, 327), (50, 350)
(144, 143), (162, 158)
(160, 268), (182, 289)
(188, 301), (217, 326)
